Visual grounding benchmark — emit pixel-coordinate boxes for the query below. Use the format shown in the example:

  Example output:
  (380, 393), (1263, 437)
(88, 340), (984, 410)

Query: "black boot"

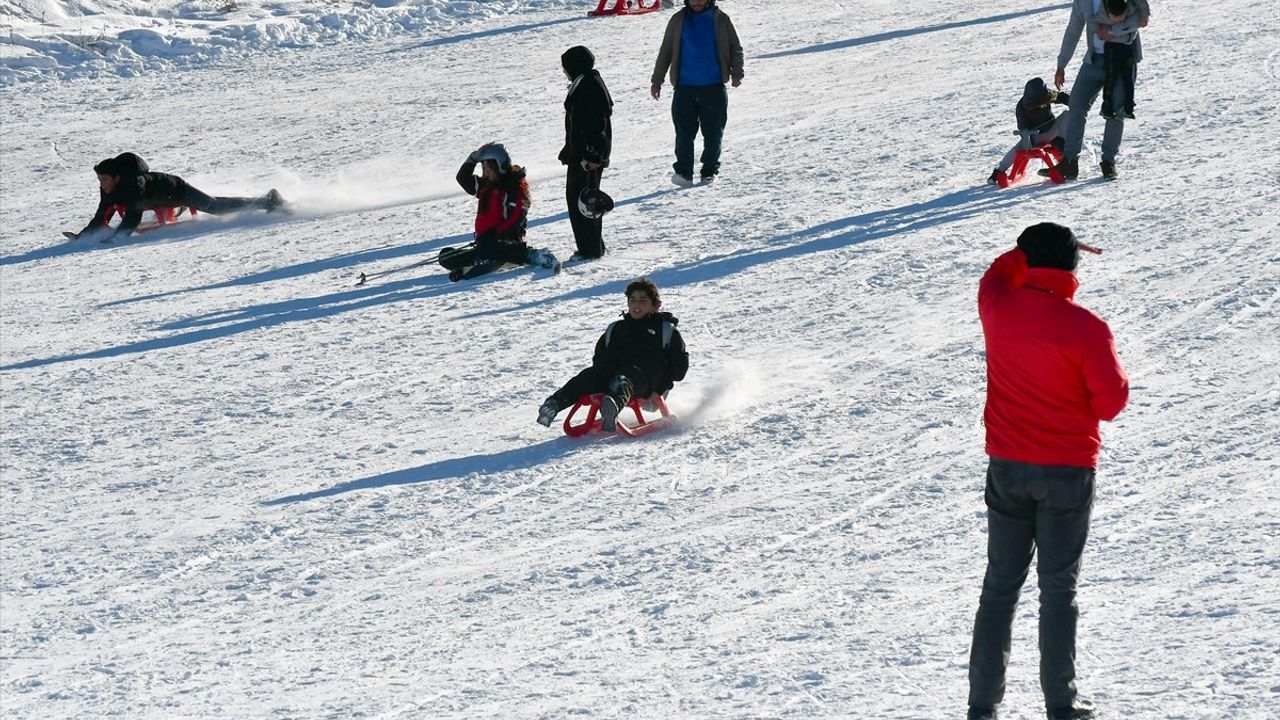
(968, 707), (998, 720)
(1039, 156), (1078, 180)
(1100, 160), (1118, 180)
(987, 168), (1002, 185)
(1047, 698), (1095, 720)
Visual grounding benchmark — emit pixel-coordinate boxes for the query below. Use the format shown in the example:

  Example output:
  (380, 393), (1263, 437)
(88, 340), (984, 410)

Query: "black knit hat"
(1017, 222), (1079, 271)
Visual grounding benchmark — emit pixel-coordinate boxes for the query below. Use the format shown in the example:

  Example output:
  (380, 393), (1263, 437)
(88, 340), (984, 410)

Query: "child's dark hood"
(95, 152), (149, 177)
(1021, 78), (1054, 108)
(562, 46), (595, 80)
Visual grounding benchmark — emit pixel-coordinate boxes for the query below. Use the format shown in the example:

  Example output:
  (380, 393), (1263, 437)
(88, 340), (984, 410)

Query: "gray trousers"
(997, 114), (1069, 172)
(1064, 58), (1128, 163)
(968, 457), (1095, 710)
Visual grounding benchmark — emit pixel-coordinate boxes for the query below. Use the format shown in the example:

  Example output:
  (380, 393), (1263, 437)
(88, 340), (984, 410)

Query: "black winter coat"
(559, 69), (614, 167)
(1015, 88), (1070, 133)
(592, 311), (688, 395)
(82, 160), (191, 236)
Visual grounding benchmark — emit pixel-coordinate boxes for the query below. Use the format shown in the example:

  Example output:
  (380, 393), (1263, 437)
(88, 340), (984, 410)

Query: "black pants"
(969, 457), (1095, 711)
(438, 236), (529, 270)
(671, 83), (728, 178)
(1101, 42), (1137, 117)
(182, 185), (262, 215)
(566, 164), (605, 259)
(554, 365), (655, 409)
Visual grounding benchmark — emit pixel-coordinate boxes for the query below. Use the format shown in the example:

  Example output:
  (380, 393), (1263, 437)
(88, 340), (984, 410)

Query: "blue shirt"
(678, 9), (720, 87)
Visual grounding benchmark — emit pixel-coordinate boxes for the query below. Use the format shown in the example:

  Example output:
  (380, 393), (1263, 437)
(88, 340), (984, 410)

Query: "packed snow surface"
(1, 0), (1277, 718)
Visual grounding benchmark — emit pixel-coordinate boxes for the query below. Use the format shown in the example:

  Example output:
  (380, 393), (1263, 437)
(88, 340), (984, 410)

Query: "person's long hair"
(481, 163), (532, 208)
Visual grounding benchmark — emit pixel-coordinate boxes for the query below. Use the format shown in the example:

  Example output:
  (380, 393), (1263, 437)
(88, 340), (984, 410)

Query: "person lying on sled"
(64, 152), (283, 242)
(439, 143), (560, 281)
(537, 277), (689, 431)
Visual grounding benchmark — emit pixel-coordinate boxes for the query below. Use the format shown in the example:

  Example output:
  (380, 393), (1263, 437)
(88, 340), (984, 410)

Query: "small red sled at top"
(588, 0), (663, 16)
(996, 144), (1064, 187)
(563, 393), (675, 438)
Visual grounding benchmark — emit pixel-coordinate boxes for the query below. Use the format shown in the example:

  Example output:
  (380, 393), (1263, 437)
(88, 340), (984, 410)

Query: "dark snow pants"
(671, 83), (727, 179)
(968, 457), (1095, 711)
(182, 185), (263, 215)
(566, 163), (605, 259)
(553, 365), (655, 410)
(1101, 41), (1137, 118)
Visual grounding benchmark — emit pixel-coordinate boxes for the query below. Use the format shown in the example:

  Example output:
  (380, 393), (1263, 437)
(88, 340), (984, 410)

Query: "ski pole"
(354, 242), (476, 286)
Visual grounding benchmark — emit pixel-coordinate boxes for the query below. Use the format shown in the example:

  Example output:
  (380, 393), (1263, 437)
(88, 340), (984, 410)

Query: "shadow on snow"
(386, 16), (590, 54)
(460, 181), (1076, 321)
(0, 184), (1070, 371)
(261, 437), (578, 505)
(757, 4), (1069, 59)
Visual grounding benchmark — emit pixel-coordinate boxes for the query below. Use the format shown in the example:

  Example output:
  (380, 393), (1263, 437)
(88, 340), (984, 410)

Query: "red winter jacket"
(978, 249), (1129, 468)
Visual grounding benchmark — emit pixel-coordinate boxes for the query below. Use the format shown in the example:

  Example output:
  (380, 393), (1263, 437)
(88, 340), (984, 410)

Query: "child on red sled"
(537, 278), (689, 431)
(65, 152), (283, 242)
(988, 78), (1071, 185)
(439, 143), (560, 281)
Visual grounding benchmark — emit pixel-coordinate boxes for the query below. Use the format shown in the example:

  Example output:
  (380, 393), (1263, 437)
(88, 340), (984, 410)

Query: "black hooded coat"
(559, 46), (614, 168)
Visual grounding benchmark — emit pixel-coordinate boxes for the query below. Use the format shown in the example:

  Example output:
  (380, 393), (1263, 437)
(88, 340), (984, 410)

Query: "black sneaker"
(968, 707), (998, 720)
(1100, 160), (1118, 180)
(986, 168), (1002, 185)
(1047, 698), (1096, 719)
(448, 267), (466, 282)
(599, 395), (621, 431)
(536, 397), (560, 427)
(1039, 156), (1078, 180)
(262, 188), (284, 212)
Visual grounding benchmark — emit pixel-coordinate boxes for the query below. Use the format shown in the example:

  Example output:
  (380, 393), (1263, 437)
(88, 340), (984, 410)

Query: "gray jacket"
(1057, 0), (1150, 70)
(650, 6), (745, 88)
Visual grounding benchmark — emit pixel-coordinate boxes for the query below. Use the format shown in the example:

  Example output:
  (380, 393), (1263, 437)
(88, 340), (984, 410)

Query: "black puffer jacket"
(593, 311), (688, 395)
(559, 46), (613, 168)
(1015, 78), (1070, 133)
(82, 153), (190, 235)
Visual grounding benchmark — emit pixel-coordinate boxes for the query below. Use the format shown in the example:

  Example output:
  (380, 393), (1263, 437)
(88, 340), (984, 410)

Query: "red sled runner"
(995, 145), (1064, 187)
(103, 202), (198, 233)
(588, 0), (662, 16)
(562, 393), (675, 438)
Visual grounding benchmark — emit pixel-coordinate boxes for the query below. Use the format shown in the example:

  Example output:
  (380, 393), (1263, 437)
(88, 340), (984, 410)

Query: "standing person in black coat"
(64, 152), (283, 242)
(559, 45), (614, 261)
(537, 278), (688, 431)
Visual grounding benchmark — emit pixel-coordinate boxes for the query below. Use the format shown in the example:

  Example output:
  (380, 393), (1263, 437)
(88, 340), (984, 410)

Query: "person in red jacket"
(967, 223), (1129, 720)
(438, 143), (560, 281)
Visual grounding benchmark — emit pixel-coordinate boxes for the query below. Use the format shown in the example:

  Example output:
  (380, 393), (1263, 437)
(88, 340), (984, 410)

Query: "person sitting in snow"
(536, 277), (688, 431)
(64, 152), (284, 242)
(439, 143), (560, 282)
(988, 78), (1071, 185)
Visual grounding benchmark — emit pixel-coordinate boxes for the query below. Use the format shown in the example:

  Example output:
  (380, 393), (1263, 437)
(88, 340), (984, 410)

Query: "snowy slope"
(2, 0), (1278, 718)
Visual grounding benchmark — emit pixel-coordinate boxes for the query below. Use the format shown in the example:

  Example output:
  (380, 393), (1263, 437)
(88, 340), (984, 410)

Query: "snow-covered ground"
(2, 0), (1278, 717)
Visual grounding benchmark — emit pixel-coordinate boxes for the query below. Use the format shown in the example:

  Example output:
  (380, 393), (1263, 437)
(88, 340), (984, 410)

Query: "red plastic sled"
(563, 393), (675, 437)
(996, 145), (1064, 187)
(588, 0), (662, 16)
(103, 202), (198, 232)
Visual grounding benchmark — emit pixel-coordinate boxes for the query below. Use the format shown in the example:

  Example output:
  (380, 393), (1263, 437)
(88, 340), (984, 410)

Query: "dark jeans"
(554, 365), (654, 409)
(671, 83), (728, 178)
(182, 185), (261, 215)
(438, 236), (529, 270)
(566, 163), (605, 258)
(1101, 42), (1137, 117)
(969, 457), (1095, 711)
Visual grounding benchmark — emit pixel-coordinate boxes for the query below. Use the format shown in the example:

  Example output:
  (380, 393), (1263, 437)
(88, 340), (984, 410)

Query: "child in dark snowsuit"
(988, 78), (1071, 184)
(537, 278), (689, 431)
(1096, 0), (1149, 119)
(439, 143), (560, 282)
(65, 152), (283, 242)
